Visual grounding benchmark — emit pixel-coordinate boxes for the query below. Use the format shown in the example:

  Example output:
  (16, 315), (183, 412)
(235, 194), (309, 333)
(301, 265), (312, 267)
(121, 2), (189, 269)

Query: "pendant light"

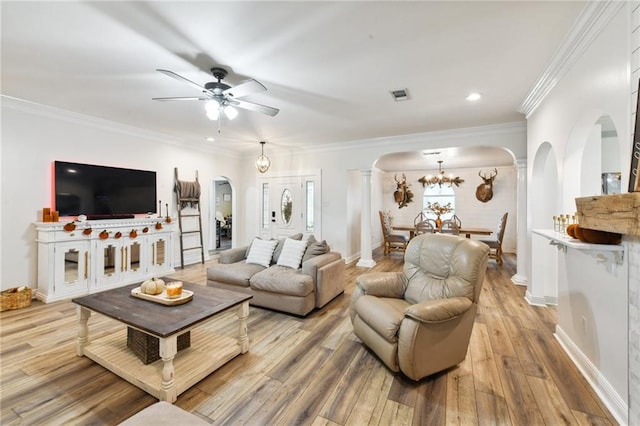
(256, 141), (271, 173)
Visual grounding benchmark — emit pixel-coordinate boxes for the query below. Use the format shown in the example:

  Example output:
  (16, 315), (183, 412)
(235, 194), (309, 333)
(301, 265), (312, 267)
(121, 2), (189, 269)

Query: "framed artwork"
(223, 193), (231, 201)
(629, 78), (640, 192)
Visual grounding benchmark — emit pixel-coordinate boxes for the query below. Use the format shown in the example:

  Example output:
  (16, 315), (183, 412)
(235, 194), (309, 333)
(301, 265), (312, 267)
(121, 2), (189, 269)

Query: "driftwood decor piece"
(575, 193), (640, 236)
(475, 168), (497, 203)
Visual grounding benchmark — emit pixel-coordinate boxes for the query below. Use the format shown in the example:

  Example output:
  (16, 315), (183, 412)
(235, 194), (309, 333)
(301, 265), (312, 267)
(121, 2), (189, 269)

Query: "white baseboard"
(554, 326), (628, 426)
(524, 290), (547, 306)
(511, 274), (528, 286)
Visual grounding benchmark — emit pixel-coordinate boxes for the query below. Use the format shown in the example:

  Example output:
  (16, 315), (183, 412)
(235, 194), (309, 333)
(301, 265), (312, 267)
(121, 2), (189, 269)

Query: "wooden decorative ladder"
(174, 168), (205, 269)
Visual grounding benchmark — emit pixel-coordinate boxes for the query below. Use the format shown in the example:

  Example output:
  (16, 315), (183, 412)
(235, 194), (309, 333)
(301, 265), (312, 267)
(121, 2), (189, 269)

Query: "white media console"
(35, 218), (175, 303)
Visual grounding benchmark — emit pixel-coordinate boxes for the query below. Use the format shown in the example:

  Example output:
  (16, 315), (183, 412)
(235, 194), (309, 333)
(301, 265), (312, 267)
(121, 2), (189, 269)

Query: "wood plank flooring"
(0, 249), (618, 425)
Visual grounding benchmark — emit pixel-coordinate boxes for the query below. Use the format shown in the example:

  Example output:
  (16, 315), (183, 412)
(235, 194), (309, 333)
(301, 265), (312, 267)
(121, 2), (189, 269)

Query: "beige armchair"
(350, 234), (489, 380)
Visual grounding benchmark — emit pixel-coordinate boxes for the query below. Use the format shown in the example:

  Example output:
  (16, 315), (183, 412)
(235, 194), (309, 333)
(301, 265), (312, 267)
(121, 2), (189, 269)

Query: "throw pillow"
(246, 238), (278, 268)
(302, 239), (330, 263)
(276, 238), (308, 269)
(272, 233), (303, 264)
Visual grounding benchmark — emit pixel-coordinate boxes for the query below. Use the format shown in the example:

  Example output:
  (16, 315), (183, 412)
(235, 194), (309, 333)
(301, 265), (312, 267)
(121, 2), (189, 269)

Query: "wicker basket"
(127, 327), (190, 364)
(0, 287), (33, 312)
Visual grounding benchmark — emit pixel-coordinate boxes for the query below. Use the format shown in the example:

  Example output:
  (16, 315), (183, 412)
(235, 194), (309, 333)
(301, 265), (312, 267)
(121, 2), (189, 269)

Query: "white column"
(357, 169), (376, 268)
(512, 159), (528, 286)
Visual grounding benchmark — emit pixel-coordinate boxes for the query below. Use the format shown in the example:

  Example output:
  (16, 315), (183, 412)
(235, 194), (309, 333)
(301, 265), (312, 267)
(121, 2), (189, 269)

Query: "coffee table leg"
(76, 306), (91, 357)
(159, 336), (178, 403)
(237, 301), (249, 354)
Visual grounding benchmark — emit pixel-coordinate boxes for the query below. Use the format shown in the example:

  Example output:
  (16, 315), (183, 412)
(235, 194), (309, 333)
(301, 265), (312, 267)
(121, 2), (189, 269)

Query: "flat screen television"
(54, 161), (157, 218)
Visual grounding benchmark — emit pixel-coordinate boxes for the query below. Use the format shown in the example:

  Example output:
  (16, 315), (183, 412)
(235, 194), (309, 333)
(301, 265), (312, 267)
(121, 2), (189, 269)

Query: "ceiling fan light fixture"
(256, 141), (271, 173)
(224, 105), (238, 120)
(205, 100), (220, 120)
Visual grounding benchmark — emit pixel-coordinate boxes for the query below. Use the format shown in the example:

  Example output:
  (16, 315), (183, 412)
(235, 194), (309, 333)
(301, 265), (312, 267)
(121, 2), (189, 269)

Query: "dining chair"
(452, 214), (462, 228)
(480, 212), (508, 265)
(440, 219), (460, 235)
(413, 211), (426, 226)
(415, 219), (436, 235)
(379, 211), (409, 255)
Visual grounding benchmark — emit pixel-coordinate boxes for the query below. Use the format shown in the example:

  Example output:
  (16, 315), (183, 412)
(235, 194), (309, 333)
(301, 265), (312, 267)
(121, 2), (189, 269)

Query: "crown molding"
(296, 121), (526, 155)
(0, 95), (242, 159)
(519, 1), (625, 118)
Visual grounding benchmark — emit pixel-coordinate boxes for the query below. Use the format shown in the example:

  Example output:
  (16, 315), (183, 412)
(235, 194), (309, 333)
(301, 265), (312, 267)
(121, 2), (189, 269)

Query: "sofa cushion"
(250, 266), (314, 297)
(302, 239), (330, 263)
(207, 262), (265, 288)
(273, 233), (303, 263)
(246, 238), (278, 267)
(277, 238), (308, 269)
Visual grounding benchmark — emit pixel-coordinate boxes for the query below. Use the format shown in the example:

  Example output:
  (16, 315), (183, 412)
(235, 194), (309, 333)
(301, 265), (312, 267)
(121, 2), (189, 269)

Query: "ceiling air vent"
(390, 89), (410, 102)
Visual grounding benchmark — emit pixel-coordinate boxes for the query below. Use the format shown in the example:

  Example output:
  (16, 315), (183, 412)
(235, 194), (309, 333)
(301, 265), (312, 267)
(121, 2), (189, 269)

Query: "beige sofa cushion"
(207, 262), (265, 287)
(250, 265), (313, 297)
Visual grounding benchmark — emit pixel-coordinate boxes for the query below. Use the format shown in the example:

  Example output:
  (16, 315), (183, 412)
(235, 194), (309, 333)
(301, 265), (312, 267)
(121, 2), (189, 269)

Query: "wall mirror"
(281, 188), (293, 225)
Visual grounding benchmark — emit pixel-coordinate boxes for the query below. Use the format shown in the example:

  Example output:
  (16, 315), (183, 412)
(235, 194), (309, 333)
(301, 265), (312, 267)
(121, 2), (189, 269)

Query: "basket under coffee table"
(72, 280), (252, 403)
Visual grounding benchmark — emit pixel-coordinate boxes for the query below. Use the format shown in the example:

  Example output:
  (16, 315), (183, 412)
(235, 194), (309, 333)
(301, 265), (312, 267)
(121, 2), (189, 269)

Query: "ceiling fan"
(153, 67), (279, 122)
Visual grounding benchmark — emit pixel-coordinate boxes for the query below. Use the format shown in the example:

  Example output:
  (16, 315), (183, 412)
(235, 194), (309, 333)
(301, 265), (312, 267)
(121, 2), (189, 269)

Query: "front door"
(269, 177), (303, 239)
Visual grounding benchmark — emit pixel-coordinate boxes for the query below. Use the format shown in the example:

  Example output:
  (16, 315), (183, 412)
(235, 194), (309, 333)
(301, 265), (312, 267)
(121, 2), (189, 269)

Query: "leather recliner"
(350, 233), (489, 380)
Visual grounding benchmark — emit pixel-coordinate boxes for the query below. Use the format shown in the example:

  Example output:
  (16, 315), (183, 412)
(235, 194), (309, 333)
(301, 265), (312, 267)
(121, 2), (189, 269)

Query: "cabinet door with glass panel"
(54, 240), (91, 297)
(147, 233), (171, 275)
(93, 236), (145, 288)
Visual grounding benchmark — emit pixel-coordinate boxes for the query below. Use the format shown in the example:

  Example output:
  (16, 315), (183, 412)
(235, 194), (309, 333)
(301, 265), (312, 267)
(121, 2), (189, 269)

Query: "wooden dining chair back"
(415, 219), (436, 236)
(452, 214), (462, 228)
(440, 219), (460, 235)
(480, 212), (508, 265)
(379, 211), (409, 256)
(413, 211), (427, 226)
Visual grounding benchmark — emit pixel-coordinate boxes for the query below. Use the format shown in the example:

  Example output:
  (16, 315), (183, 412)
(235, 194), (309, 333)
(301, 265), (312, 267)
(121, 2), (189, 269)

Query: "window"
(306, 181), (314, 231)
(262, 183), (269, 229)
(423, 185), (456, 219)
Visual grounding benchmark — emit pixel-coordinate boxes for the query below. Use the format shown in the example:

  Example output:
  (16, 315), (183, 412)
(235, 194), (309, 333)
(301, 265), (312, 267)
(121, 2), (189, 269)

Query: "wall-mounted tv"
(54, 161), (157, 218)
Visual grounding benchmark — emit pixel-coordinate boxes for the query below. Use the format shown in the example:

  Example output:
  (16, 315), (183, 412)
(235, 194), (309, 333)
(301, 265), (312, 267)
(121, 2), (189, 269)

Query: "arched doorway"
(210, 177), (233, 253)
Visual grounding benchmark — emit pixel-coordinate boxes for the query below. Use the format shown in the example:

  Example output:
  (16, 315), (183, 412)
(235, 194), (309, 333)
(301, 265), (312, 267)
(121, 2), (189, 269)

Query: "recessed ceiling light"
(465, 93), (481, 101)
(205, 137), (215, 142)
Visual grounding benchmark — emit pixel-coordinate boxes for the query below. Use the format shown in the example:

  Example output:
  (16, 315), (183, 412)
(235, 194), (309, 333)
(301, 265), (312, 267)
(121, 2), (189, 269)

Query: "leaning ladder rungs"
(175, 168), (205, 269)
(181, 230), (201, 235)
(183, 246), (203, 251)
(180, 214), (201, 218)
(178, 197), (199, 202)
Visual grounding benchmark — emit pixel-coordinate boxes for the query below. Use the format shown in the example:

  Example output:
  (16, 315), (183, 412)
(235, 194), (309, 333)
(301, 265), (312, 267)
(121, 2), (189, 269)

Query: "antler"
(479, 168), (498, 180)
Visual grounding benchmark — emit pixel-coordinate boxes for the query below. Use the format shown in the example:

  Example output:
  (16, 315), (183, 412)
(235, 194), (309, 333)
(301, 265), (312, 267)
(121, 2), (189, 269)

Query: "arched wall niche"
(562, 111), (622, 211)
(531, 142), (558, 229)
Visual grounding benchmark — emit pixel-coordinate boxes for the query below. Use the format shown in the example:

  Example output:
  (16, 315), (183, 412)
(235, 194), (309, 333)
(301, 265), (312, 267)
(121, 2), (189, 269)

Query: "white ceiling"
(1, 1), (585, 165)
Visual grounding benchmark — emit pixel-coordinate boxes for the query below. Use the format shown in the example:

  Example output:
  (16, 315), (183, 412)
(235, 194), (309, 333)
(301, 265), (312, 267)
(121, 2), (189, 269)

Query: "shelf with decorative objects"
(35, 217), (176, 303)
(532, 229), (625, 266)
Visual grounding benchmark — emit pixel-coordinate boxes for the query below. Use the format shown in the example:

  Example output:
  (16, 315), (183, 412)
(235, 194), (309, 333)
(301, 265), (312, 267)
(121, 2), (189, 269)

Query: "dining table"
(392, 225), (492, 239)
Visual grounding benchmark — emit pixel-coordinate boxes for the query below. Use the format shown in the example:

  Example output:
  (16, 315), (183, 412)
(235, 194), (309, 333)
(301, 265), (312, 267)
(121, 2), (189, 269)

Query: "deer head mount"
(394, 173), (414, 209)
(476, 168), (498, 203)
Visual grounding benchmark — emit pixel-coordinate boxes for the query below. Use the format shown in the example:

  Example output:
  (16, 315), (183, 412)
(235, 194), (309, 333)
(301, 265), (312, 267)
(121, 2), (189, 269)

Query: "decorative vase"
(435, 215), (442, 229)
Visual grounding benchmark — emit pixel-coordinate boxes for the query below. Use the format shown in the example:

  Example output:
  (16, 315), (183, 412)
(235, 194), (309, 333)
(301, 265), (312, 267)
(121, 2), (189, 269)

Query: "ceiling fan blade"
(222, 79), (266, 99)
(156, 69), (211, 94)
(152, 96), (209, 101)
(230, 99), (280, 117)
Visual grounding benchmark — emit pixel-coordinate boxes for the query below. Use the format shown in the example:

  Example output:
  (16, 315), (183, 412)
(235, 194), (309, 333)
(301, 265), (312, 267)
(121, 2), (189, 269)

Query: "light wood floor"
(1, 249), (617, 425)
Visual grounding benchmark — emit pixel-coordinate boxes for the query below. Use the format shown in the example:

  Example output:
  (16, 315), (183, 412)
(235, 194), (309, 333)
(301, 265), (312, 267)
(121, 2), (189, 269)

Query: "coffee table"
(72, 280), (252, 403)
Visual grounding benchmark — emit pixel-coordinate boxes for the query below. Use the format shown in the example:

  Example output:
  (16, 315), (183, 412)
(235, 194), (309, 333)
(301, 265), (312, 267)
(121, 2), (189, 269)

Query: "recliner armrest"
(355, 272), (407, 298)
(404, 297), (472, 323)
(219, 246), (249, 264)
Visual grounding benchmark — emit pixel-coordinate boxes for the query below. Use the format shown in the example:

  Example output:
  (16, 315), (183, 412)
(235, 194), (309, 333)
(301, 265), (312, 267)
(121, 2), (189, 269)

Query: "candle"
(52, 211), (59, 222)
(43, 207), (51, 222)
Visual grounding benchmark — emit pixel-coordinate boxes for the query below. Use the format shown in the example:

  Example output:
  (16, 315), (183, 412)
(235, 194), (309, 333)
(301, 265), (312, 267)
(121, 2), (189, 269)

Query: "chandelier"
(255, 141), (271, 173)
(418, 160), (465, 188)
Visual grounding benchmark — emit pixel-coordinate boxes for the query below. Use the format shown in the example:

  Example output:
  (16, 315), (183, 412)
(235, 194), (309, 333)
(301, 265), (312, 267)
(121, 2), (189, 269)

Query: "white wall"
(1, 98), (244, 290)
(377, 165), (517, 253)
(525, 4), (630, 422)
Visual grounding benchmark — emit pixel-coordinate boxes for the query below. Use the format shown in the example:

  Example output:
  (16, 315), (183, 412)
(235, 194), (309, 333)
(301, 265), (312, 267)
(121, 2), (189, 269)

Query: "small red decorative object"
(142, 227), (149, 233)
(83, 228), (92, 236)
(155, 222), (163, 230)
(165, 217), (172, 223)
(114, 232), (122, 239)
(63, 222), (76, 232)
(130, 230), (138, 239)
(99, 230), (109, 240)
